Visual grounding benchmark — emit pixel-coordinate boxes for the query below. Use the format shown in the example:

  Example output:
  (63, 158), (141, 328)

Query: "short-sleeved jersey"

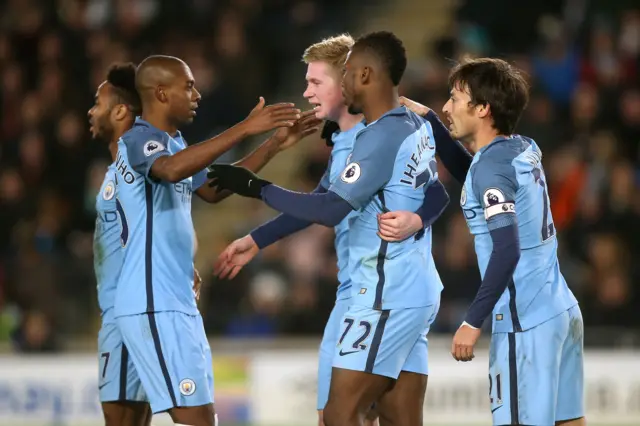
(113, 118), (208, 317)
(318, 122), (365, 300)
(94, 163), (122, 323)
(329, 106), (443, 310)
(460, 135), (578, 334)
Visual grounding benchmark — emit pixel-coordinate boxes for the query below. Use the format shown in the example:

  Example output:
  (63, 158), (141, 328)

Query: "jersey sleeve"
(471, 146), (519, 230)
(328, 127), (401, 210)
(318, 155), (333, 191)
(126, 130), (171, 182)
(191, 168), (209, 191)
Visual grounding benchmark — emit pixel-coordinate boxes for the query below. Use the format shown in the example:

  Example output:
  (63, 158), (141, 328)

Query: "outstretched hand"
(207, 164), (271, 199)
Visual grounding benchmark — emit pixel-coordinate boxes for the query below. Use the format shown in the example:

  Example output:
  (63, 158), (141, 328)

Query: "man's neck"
(362, 87), (399, 124)
(470, 125), (504, 153)
(108, 139), (118, 162)
(337, 107), (363, 132)
(141, 111), (178, 136)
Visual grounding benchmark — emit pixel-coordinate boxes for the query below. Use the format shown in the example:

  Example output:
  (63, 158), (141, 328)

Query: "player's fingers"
(271, 111), (302, 122)
(378, 223), (399, 237)
(377, 232), (401, 242)
(251, 96), (266, 112)
(462, 345), (473, 362)
(213, 256), (228, 276)
(229, 264), (243, 280)
(218, 261), (236, 280)
(299, 109), (318, 119)
(301, 127), (320, 138)
(378, 211), (397, 220)
(274, 121), (296, 127)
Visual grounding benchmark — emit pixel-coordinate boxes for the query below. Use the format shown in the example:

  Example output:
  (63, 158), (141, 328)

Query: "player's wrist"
(460, 321), (480, 330)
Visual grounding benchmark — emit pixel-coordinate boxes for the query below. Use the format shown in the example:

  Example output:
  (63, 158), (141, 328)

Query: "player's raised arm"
(132, 56), (302, 184)
(196, 109), (322, 203)
(208, 123), (400, 227)
(149, 97), (301, 183)
(213, 162), (333, 280)
(463, 147), (521, 329)
(400, 96), (472, 183)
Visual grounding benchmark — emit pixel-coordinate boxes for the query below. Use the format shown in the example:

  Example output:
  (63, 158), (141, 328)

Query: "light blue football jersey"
(460, 135), (578, 334)
(94, 163), (122, 322)
(318, 122), (365, 300)
(113, 118), (208, 317)
(329, 106), (443, 310)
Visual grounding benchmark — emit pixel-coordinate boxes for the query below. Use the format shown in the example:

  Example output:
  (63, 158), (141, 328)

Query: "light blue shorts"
(97, 316), (147, 403)
(489, 304), (584, 425)
(116, 311), (214, 414)
(333, 303), (439, 379)
(317, 297), (351, 410)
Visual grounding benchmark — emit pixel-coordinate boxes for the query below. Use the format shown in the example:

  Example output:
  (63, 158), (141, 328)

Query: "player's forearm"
(416, 180), (449, 228)
(251, 184), (327, 248)
(196, 137), (282, 204)
(261, 185), (352, 227)
(464, 221), (521, 328)
(425, 111), (472, 184)
(151, 123), (250, 183)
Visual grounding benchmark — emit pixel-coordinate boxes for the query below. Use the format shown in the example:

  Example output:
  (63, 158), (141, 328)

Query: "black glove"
(321, 120), (340, 147)
(207, 164), (271, 199)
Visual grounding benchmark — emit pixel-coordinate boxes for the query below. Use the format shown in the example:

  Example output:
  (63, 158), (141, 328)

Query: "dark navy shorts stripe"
(508, 332), (520, 425)
(365, 310), (390, 373)
(118, 343), (129, 401)
(147, 312), (177, 408)
(373, 191), (388, 310)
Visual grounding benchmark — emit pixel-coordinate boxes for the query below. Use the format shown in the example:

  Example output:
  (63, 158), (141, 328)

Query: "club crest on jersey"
(143, 140), (165, 157)
(482, 188), (505, 207)
(103, 181), (115, 201)
(179, 378), (196, 396)
(341, 162), (361, 184)
(460, 186), (467, 206)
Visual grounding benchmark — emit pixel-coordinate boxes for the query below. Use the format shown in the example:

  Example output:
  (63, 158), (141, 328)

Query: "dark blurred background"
(0, 0), (638, 353)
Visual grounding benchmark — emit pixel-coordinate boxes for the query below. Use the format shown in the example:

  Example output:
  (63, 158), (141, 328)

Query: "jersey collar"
(478, 134), (515, 154)
(364, 105), (407, 126)
(134, 117), (183, 141)
(331, 120), (366, 144)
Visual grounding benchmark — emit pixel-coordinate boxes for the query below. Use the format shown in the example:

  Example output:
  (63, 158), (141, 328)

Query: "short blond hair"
(302, 34), (354, 72)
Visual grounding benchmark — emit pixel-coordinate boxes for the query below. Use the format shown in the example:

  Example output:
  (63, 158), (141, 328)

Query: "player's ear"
(476, 102), (490, 119)
(360, 66), (371, 85)
(156, 86), (167, 103)
(113, 104), (129, 121)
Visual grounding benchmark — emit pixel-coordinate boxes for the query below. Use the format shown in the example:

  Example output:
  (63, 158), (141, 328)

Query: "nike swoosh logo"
(491, 406), (502, 413)
(339, 349), (360, 356)
(98, 383), (109, 390)
(248, 179), (252, 187)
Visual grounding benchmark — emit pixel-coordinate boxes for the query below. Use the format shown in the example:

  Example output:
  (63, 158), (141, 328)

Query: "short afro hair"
(352, 31), (407, 85)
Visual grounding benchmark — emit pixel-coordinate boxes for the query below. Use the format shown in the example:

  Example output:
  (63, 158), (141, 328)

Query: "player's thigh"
(102, 401), (151, 426)
(318, 298), (352, 411)
(556, 305), (585, 423)
(376, 371), (427, 426)
(325, 366), (392, 425)
(490, 315), (567, 426)
(333, 305), (432, 379)
(98, 320), (147, 404)
(117, 312), (213, 414)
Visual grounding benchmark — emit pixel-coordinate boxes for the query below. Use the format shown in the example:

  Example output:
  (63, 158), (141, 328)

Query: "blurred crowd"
(0, 0), (638, 352)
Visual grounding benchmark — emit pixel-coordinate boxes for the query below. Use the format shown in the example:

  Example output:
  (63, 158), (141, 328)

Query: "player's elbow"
(150, 158), (183, 183)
